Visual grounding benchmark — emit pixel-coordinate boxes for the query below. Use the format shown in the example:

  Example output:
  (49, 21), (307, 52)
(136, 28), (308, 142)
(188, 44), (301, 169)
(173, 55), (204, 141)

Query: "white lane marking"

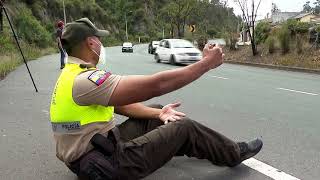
(243, 158), (301, 180)
(277, 88), (318, 96)
(208, 75), (229, 80)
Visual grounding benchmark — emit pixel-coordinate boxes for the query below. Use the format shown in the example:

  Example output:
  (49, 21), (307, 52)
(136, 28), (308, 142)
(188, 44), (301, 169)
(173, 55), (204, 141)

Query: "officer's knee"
(176, 118), (194, 129)
(148, 104), (163, 109)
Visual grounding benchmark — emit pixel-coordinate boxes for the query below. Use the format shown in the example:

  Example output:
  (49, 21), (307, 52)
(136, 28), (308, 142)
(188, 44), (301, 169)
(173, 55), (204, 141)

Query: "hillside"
(0, 0), (239, 78)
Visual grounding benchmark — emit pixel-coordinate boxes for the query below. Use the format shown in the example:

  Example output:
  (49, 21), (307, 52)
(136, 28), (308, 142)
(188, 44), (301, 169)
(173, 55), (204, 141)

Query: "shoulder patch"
(88, 70), (112, 86)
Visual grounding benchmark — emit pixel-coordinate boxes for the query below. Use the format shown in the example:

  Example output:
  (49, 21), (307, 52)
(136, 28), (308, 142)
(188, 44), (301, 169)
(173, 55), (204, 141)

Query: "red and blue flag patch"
(88, 70), (111, 86)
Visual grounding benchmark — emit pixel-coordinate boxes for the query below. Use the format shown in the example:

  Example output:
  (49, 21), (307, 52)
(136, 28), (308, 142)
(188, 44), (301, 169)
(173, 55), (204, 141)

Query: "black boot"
(238, 138), (263, 162)
(229, 138), (263, 167)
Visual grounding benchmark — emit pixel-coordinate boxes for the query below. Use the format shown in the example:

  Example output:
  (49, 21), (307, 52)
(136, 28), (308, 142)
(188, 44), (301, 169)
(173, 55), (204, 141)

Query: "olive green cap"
(62, 18), (109, 45)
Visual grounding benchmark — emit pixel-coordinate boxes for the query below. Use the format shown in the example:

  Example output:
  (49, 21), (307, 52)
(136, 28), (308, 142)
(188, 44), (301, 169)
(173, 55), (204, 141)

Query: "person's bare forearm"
(115, 103), (161, 119)
(152, 57), (212, 96)
(109, 45), (223, 106)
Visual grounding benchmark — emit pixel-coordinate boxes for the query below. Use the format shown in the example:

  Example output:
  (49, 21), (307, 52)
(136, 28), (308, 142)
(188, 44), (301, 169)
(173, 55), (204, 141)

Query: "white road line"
(243, 158), (301, 180)
(208, 75), (229, 80)
(277, 88), (318, 96)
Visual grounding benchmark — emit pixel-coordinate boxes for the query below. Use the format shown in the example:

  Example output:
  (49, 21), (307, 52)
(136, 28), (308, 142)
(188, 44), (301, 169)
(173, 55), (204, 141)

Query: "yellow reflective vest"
(50, 63), (114, 132)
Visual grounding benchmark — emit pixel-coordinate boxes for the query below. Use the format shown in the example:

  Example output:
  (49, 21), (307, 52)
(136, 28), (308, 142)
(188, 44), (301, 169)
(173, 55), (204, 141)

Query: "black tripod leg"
(2, 6), (38, 92)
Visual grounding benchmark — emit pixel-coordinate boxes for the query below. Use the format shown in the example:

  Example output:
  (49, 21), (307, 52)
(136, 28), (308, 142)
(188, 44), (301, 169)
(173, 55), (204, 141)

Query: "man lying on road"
(50, 18), (263, 180)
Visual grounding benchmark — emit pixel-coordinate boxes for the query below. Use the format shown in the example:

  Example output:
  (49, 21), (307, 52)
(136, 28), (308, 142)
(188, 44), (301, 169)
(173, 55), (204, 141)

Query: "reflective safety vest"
(50, 63), (114, 133)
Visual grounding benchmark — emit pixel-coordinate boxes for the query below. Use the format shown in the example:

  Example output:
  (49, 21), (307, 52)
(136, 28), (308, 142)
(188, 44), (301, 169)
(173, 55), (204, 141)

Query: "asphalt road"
(0, 44), (319, 180)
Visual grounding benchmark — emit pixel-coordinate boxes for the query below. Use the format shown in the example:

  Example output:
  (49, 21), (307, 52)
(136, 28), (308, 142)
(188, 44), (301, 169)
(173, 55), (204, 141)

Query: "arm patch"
(88, 70), (112, 86)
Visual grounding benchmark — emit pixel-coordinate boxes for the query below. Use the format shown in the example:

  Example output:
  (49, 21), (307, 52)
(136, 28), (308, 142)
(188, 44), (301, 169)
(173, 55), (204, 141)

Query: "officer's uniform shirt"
(54, 56), (122, 164)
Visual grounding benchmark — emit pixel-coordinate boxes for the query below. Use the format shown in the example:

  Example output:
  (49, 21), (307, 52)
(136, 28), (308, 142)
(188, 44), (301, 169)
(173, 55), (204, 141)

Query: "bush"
(138, 35), (151, 43)
(207, 28), (218, 38)
(101, 36), (122, 47)
(0, 54), (21, 78)
(255, 21), (271, 44)
(229, 34), (238, 50)
(0, 32), (16, 54)
(196, 36), (208, 51)
(277, 27), (290, 54)
(286, 19), (310, 35)
(296, 34), (304, 54)
(14, 7), (51, 48)
(265, 36), (275, 54)
(287, 19), (298, 36)
(296, 22), (310, 34)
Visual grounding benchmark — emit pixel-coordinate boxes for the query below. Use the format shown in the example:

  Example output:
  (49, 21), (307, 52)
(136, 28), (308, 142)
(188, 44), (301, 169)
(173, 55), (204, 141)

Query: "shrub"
(287, 19), (298, 36)
(101, 36), (122, 47)
(0, 32), (16, 54)
(0, 54), (21, 78)
(296, 34), (303, 54)
(139, 35), (151, 43)
(255, 21), (271, 44)
(229, 34), (238, 50)
(316, 25), (320, 33)
(265, 36), (275, 54)
(286, 19), (310, 35)
(207, 28), (218, 38)
(296, 22), (310, 34)
(277, 27), (290, 54)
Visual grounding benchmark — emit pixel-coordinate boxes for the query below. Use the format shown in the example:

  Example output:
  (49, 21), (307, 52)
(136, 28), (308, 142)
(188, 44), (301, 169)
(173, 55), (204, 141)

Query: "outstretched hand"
(159, 102), (186, 124)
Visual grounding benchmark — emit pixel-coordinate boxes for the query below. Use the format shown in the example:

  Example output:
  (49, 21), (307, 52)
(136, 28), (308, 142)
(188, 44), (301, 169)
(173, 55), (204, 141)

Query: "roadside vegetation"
(225, 19), (320, 70)
(1, 0), (238, 79)
(223, 0), (320, 71)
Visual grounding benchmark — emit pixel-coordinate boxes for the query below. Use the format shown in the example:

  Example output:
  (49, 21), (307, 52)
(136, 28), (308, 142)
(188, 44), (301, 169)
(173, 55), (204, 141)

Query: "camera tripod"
(0, 0), (38, 92)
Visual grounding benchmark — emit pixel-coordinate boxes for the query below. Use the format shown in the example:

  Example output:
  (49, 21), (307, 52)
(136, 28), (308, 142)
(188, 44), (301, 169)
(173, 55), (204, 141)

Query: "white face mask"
(91, 40), (106, 66)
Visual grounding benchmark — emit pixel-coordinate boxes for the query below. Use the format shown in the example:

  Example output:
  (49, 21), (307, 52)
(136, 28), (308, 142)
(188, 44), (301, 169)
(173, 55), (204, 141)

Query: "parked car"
(154, 39), (202, 65)
(148, 41), (160, 54)
(122, 42), (133, 53)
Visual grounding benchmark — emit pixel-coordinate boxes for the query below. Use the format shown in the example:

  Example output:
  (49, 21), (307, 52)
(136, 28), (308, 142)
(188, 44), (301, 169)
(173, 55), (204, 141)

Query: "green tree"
(5, 0), (240, 47)
(235, 0), (262, 56)
(159, 0), (198, 38)
(271, 3), (281, 14)
(303, 1), (313, 13)
(314, 0), (320, 14)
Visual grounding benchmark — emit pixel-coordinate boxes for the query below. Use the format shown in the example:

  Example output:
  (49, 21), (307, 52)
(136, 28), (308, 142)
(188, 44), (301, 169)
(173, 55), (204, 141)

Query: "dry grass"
(0, 54), (21, 79)
(224, 44), (320, 70)
(0, 45), (56, 80)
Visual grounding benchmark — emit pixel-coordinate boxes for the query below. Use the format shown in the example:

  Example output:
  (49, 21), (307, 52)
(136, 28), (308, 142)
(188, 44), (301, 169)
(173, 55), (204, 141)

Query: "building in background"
(293, 12), (320, 24)
(271, 12), (300, 24)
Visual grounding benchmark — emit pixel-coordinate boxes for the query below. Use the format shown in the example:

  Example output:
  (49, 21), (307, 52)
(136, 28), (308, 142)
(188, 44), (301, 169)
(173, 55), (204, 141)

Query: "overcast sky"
(226, 0), (315, 19)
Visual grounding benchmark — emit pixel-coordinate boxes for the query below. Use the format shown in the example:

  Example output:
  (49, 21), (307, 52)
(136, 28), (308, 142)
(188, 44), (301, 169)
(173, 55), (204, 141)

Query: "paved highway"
(0, 44), (319, 180)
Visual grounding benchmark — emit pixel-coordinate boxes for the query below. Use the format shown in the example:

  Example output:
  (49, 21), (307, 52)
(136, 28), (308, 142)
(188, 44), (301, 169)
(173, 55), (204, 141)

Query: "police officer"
(56, 20), (66, 69)
(50, 18), (263, 180)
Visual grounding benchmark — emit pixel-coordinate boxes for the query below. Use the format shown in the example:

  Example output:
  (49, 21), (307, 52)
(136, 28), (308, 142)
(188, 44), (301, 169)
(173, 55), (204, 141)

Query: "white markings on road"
(208, 75), (229, 80)
(277, 88), (318, 96)
(243, 158), (301, 180)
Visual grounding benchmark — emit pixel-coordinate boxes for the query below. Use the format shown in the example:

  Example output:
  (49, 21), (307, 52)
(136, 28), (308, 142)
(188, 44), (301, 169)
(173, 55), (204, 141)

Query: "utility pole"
(62, 0), (66, 24)
(125, 13), (128, 41)
(162, 27), (165, 39)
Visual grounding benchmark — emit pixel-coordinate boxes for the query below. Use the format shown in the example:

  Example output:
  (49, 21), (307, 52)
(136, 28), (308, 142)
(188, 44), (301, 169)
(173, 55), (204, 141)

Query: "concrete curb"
(225, 60), (320, 75)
